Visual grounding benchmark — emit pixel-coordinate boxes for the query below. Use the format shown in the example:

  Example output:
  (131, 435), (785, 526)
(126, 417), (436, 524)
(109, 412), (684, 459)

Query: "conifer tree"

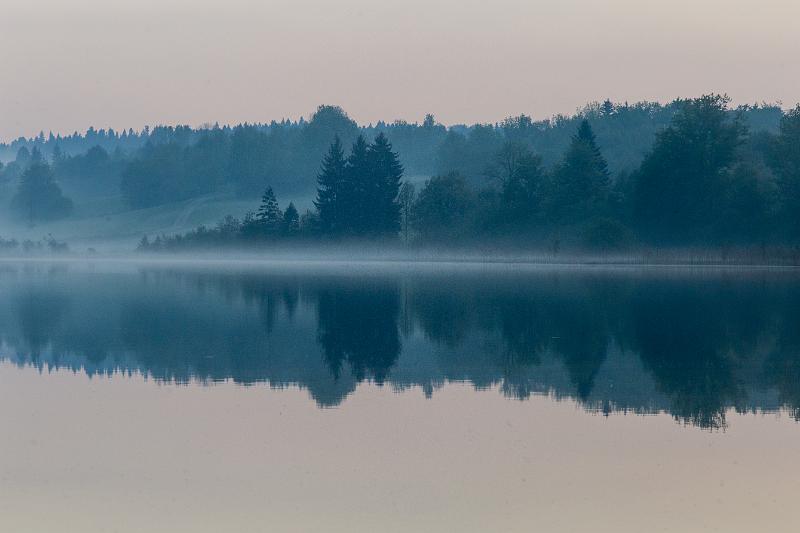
(283, 202), (300, 234)
(345, 135), (371, 235)
(366, 133), (403, 236)
(257, 186), (282, 230)
(314, 136), (347, 234)
(51, 145), (64, 166)
(549, 119), (611, 223)
(576, 120), (610, 179)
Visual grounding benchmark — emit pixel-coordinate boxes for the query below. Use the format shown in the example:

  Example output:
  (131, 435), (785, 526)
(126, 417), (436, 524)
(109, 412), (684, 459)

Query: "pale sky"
(1, 0), (798, 141)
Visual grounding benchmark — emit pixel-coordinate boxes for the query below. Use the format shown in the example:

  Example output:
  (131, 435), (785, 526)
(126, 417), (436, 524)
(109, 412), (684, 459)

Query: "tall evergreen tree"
(283, 202), (300, 234)
(548, 120), (611, 224)
(366, 133), (403, 236)
(30, 146), (44, 164)
(344, 135), (371, 235)
(314, 136), (347, 234)
(257, 186), (282, 230)
(51, 144), (64, 166)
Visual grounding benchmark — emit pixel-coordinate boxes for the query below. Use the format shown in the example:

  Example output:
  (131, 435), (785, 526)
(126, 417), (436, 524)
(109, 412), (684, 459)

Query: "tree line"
(141, 95), (800, 251)
(2, 100), (783, 209)
(138, 132), (404, 250)
(4, 96), (800, 249)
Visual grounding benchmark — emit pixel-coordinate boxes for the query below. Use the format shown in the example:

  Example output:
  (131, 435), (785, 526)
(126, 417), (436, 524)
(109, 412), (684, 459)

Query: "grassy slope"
(0, 172), (324, 251)
(1, 192), (252, 251)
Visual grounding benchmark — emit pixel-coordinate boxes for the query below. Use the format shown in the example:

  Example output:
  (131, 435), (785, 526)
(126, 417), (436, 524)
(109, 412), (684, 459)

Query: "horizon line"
(1, 96), (792, 146)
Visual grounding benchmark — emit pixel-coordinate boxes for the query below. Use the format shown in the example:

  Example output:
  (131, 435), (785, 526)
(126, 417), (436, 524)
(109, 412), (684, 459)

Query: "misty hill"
(0, 97), (793, 251)
(1, 99), (783, 194)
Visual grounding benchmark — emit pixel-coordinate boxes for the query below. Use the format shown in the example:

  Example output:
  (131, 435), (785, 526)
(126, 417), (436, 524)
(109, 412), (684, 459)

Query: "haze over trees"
(1, 100), (782, 198)
(9, 148), (73, 224)
(4, 96), (800, 251)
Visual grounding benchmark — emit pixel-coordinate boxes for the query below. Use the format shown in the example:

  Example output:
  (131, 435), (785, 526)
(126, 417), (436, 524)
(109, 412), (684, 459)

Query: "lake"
(1, 260), (799, 532)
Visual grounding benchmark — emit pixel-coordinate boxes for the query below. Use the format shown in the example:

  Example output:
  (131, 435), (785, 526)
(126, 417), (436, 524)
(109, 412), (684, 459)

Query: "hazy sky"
(1, 0), (798, 140)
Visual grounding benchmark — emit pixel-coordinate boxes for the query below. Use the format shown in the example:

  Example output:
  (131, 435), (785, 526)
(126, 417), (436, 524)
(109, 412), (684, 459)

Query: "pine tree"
(283, 202), (300, 234)
(51, 145), (64, 167)
(549, 120), (611, 223)
(314, 136), (347, 234)
(257, 186), (282, 230)
(345, 135), (371, 235)
(366, 133), (403, 236)
(576, 119), (610, 180)
(30, 147), (44, 164)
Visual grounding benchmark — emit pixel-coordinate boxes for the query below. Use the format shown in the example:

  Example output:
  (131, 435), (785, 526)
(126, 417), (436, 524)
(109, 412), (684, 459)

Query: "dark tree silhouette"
(256, 186), (282, 229)
(770, 106), (800, 240)
(11, 159), (73, 224)
(548, 120), (611, 224)
(344, 135), (371, 235)
(490, 142), (547, 227)
(316, 282), (401, 384)
(633, 95), (746, 243)
(314, 136), (348, 234)
(366, 132), (404, 236)
(413, 172), (475, 240)
(282, 202), (300, 234)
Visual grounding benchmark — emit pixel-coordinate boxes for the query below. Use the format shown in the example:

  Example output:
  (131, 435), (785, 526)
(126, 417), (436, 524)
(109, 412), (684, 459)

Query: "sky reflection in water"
(2, 261), (800, 532)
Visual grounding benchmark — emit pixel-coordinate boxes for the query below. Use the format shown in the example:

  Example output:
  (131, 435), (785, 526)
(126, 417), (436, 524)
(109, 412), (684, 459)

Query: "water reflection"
(1, 263), (799, 428)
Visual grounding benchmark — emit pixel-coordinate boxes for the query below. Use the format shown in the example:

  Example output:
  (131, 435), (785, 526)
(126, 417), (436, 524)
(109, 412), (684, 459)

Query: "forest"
(2, 95), (799, 252)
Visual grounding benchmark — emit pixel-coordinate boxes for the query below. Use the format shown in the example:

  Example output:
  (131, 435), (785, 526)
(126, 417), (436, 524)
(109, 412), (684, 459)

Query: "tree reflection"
(1, 267), (800, 429)
(316, 280), (401, 384)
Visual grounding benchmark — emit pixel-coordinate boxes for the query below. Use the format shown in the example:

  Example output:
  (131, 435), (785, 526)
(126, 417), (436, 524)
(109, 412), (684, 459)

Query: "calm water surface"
(1, 260), (799, 532)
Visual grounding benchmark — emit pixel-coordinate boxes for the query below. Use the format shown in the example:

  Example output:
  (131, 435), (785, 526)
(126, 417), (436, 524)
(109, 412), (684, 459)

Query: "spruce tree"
(283, 202), (300, 234)
(314, 136), (347, 234)
(51, 145), (64, 166)
(549, 120), (611, 224)
(576, 119), (610, 180)
(344, 135), (371, 235)
(257, 186), (282, 231)
(366, 133), (403, 236)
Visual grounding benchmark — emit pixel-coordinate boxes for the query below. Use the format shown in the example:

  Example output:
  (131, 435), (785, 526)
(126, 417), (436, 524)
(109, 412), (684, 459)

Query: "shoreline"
(1, 251), (800, 270)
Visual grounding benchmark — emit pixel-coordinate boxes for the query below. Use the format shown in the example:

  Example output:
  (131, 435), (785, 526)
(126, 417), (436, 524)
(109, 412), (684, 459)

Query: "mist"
(0, 96), (798, 263)
(6, 2), (800, 531)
